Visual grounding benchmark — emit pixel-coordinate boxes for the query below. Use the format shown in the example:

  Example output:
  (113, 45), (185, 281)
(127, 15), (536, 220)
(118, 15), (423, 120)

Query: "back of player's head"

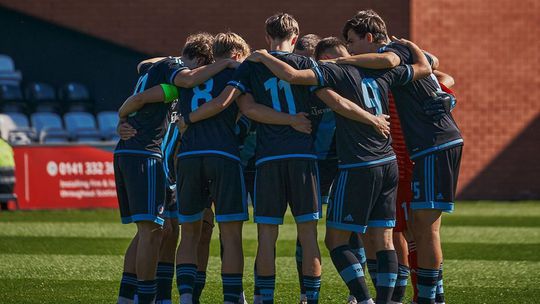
(213, 32), (251, 59)
(294, 34), (321, 57)
(182, 32), (215, 65)
(342, 9), (388, 43)
(314, 37), (348, 60)
(265, 13), (300, 40)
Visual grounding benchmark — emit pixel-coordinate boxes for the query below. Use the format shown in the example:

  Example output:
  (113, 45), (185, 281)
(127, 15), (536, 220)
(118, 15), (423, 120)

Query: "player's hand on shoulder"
(290, 112), (312, 134)
(371, 114), (391, 139)
(117, 121), (137, 140)
(391, 35), (416, 48)
(246, 49), (270, 62)
(225, 58), (241, 69)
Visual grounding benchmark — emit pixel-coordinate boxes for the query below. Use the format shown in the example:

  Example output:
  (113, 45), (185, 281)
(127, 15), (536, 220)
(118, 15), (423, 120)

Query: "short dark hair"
(295, 34), (321, 54)
(265, 13), (300, 40)
(342, 9), (388, 43)
(314, 37), (347, 60)
(182, 32), (214, 65)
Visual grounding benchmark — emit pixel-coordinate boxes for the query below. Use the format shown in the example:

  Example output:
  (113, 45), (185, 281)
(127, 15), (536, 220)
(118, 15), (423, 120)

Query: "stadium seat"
(30, 112), (69, 143)
(0, 113), (36, 144)
(0, 83), (26, 113)
(25, 82), (61, 113)
(96, 111), (119, 141)
(64, 112), (102, 142)
(59, 82), (93, 112)
(0, 54), (22, 83)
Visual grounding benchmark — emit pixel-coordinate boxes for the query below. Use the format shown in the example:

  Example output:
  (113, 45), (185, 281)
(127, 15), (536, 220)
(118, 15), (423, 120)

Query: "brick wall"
(2, 0), (539, 199)
(0, 0), (409, 54)
(411, 0), (540, 198)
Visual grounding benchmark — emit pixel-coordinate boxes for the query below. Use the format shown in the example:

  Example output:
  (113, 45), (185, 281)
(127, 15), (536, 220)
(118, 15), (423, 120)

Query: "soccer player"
(245, 33), (432, 304)
(114, 33), (237, 304)
(292, 36), (369, 304)
(335, 10), (463, 304)
(294, 34), (321, 58)
(177, 13), (393, 304)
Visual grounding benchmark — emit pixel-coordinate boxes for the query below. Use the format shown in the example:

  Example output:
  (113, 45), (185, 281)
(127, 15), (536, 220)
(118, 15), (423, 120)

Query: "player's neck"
(269, 41), (294, 53)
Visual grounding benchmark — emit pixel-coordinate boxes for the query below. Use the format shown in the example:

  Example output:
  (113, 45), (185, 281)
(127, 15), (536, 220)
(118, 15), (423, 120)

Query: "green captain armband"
(160, 84), (179, 103)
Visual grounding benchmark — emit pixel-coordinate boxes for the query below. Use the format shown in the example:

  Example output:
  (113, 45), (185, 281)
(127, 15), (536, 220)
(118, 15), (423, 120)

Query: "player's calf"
(256, 224), (279, 303)
(136, 221), (163, 304)
(118, 234), (138, 304)
(219, 221), (245, 304)
(390, 232), (410, 304)
(326, 228), (372, 304)
(367, 227), (398, 304)
(156, 218), (179, 304)
(193, 209), (214, 304)
(176, 220), (203, 304)
(297, 221), (322, 304)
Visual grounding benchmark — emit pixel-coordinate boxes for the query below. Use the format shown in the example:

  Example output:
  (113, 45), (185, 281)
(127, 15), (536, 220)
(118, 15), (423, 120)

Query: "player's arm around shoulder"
(246, 50), (318, 86)
(118, 84), (177, 119)
(335, 52), (401, 69)
(173, 59), (238, 88)
(391, 36), (432, 81)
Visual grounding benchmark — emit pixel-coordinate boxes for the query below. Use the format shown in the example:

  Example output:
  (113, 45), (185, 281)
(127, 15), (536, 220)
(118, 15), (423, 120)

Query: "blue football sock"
(330, 245), (371, 302)
(137, 280), (157, 304)
(193, 271), (207, 304)
(303, 275), (321, 304)
(257, 275), (276, 304)
(435, 263), (445, 303)
(118, 272), (137, 302)
(375, 250), (398, 304)
(155, 262), (174, 303)
(222, 273), (243, 303)
(391, 264), (410, 303)
(176, 264), (197, 299)
(417, 267), (439, 304)
(366, 259), (378, 287)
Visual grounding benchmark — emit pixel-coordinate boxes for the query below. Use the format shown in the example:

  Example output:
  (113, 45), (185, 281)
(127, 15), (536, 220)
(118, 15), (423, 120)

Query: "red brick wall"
(3, 0), (539, 199)
(0, 0), (409, 54)
(411, 0), (540, 198)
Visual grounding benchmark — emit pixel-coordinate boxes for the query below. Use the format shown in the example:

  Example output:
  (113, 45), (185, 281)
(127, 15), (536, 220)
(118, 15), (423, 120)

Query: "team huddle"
(113, 9), (462, 304)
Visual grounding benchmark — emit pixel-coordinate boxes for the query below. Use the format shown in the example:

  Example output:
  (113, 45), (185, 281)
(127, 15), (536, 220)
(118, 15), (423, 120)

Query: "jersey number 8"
(191, 78), (214, 111)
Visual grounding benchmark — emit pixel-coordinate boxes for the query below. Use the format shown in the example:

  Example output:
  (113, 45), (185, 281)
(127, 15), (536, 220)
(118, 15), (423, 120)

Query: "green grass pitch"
(1, 201), (539, 303)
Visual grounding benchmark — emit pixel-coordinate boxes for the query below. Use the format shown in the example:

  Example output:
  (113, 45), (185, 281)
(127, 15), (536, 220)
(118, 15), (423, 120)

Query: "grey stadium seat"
(30, 112), (69, 143)
(97, 111), (119, 141)
(64, 112), (102, 142)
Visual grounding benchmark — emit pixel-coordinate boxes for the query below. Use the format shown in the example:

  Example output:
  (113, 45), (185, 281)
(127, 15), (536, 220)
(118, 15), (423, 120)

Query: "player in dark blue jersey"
(114, 33), (238, 304)
(181, 15), (395, 304)
(335, 11), (462, 304)
(246, 34), (432, 304)
(122, 32), (252, 304)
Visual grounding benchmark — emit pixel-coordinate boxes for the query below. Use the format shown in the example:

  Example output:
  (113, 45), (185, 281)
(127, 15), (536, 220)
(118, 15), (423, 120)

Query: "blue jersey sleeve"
(380, 65), (415, 87)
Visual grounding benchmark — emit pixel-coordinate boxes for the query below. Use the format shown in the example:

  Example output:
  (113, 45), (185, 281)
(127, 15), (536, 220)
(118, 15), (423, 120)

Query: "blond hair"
(265, 13), (299, 40)
(212, 32), (251, 59)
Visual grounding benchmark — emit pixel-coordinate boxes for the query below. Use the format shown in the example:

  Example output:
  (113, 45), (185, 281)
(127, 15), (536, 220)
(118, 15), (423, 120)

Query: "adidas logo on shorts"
(344, 214), (354, 222)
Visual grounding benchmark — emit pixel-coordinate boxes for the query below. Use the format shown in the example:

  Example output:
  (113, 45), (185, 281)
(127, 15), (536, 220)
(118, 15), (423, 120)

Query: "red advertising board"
(13, 144), (118, 209)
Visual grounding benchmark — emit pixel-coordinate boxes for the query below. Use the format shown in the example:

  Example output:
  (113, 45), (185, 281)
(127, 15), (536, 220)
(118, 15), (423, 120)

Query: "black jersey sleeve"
(379, 42), (434, 66)
(150, 57), (188, 85)
(227, 61), (252, 93)
(379, 65), (415, 88)
(311, 62), (347, 89)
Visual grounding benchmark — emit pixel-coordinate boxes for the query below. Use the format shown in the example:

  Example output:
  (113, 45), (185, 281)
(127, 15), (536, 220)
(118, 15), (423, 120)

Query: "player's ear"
(290, 35), (298, 47)
(366, 33), (374, 43)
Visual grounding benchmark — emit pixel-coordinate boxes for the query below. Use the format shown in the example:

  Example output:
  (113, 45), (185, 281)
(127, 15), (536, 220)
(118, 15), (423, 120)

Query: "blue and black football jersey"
(177, 68), (240, 161)
(313, 62), (414, 168)
(309, 95), (337, 160)
(228, 51), (318, 165)
(115, 57), (186, 157)
(379, 42), (463, 159)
